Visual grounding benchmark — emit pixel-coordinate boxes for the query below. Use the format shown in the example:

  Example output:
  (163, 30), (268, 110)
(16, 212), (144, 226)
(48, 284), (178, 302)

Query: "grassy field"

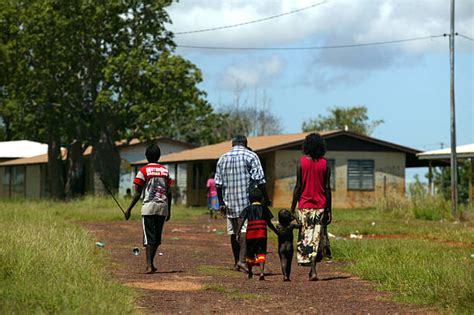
(1, 197), (473, 313)
(0, 198), (138, 314)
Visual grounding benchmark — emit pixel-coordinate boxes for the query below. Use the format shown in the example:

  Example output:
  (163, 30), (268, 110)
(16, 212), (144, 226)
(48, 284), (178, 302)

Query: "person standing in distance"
(215, 135), (270, 271)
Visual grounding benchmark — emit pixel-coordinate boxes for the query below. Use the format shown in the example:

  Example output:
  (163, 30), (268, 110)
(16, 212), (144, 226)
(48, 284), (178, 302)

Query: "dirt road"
(83, 215), (430, 314)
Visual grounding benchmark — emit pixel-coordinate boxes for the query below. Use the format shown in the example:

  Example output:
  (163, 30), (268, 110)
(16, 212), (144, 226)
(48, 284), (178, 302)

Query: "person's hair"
(302, 133), (326, 159)
(278, 209), (293, 226)
(249, 187), (263, 203)
(232, 135), (247, 147)
(209, 172), (215, 178)
(145, 144), (161, 163)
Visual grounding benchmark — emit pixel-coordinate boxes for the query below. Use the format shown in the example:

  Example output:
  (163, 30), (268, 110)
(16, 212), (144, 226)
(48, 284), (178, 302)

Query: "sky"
(165, 0), (474, 182)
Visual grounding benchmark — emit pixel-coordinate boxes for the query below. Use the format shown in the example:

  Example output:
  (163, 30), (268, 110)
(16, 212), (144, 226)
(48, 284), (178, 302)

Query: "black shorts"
(142, 215), (166, 246)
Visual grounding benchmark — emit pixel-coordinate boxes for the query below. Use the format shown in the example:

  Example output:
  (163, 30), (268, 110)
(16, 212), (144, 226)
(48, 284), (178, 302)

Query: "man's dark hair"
(249, 187), (263, 203)
(232, 135), (247, 147)
(302, 133), (326, 159)
(145, 144), (161, 163)
(278, 209), (293, 226)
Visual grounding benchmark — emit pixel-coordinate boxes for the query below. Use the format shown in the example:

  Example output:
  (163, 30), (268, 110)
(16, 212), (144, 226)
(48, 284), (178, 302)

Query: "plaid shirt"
(215, 145), (266, 218)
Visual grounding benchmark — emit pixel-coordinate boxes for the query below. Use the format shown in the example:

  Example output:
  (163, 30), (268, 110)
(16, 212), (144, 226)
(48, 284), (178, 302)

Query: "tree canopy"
(0, 0), (222, 198)
(302, 106), (383, 135)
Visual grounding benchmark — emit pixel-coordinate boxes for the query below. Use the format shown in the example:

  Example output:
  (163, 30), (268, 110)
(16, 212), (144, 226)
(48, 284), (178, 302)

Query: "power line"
(174, 1), (328, 35)
(177, 34), (445, 51)
(457, 33), (474, 41)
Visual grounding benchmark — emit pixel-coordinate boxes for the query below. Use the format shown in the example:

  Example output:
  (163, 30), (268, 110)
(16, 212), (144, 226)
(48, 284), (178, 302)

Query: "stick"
(99, 177), (126, 216)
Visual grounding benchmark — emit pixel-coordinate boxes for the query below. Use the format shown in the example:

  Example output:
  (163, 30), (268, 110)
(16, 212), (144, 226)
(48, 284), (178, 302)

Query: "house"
(0, 140), (48, 163)
(0, 137), (194, 199)
(132, 130), (434, 208)
(417, 143), (474, 204)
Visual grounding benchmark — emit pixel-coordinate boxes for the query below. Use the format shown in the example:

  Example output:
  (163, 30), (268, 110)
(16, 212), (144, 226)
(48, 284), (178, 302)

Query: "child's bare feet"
(259, 274), (265, 281)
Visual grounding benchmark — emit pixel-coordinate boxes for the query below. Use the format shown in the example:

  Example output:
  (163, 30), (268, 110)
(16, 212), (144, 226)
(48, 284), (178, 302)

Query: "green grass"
(0, 196), (208, 222)
(196, 265), (242, 278)
(332, 239), (474, 313)
(0, 200), (135, 314)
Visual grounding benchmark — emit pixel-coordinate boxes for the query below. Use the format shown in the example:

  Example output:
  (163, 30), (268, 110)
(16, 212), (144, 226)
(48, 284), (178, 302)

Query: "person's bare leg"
(145, 245), (155, 274)
(279, 251), (289, 281)
(230, 235), (240, 269)
(238, 232), (247, 265)
(286, 249), (293, 281)
(151, 244), (159, 272)
(259, 262), (265, 280)
(309, 258), (318, 281)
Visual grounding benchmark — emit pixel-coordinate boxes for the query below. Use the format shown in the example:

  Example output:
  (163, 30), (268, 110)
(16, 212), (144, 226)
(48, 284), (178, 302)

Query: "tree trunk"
(65, 139), (85, 199)
(91, 128), (120, 196)
(47, 138), (65, 199)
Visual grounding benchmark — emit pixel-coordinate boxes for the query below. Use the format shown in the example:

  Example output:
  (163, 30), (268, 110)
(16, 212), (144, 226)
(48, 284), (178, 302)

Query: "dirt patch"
(126, 280), (203, 291)
(81, 217), (434, 314)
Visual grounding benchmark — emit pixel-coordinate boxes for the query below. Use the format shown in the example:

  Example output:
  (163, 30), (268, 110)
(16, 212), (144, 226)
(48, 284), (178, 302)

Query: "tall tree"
(302, 106), (383, 135)
(216, 88), (282, 139)
(1, 0), (221, 198)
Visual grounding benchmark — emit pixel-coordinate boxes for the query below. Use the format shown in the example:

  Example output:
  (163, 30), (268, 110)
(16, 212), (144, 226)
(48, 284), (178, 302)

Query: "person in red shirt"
(206, 172), (219, 219)
(125, 144), (173, 274)
(290, 133), (332, 281)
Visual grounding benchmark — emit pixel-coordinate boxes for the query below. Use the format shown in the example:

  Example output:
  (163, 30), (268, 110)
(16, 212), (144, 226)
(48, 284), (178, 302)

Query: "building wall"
(25, 165), (41, 199)
(119, 141), (193, 196)
(272, 150), (406, 208)
(0, 167), (5, 197)
(185, 161), (215, 207)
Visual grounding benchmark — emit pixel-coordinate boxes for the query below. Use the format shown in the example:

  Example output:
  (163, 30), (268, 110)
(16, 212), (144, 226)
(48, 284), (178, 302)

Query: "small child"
(125, 144), (172, 274)
(237, 188), (278, 280)
(276, 209), (302, 281)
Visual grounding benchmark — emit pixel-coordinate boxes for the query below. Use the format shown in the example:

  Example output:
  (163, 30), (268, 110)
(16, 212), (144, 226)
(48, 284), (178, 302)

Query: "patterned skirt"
(296, 208), (331, 265)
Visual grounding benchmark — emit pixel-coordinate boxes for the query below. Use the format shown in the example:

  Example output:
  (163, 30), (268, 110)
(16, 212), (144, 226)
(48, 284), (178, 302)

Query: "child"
(206, 172), (219, 219)
(125, 144), (172, 274)
(237, 188), (278, 280)
(276, 209), (302, 282)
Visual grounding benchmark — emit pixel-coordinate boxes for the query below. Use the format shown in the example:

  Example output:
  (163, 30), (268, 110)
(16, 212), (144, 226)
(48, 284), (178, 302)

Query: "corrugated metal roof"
(417, 143), (474, 160)
(131, 130), (424, 166)
(0, 140), (48, 158)
(0, 148), (68, 166)
(132, 131), (341, 165)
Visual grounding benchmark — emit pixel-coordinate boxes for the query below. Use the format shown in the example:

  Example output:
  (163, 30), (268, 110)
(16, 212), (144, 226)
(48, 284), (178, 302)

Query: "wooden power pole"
(449, 0), (458, 216)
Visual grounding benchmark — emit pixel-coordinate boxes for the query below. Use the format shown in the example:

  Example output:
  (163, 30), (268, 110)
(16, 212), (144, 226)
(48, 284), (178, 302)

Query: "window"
(326, 159), (336, 190)
(2, 168), (10, 196)
(347, 160), (374, 191)
(2, 166), (26, 197)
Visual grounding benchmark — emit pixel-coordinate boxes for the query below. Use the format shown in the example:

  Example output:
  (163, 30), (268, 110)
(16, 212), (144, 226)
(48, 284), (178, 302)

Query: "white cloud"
(167, 0), (473, 90)
(219, 55), (286, 89)
(168, 0), (473, 53)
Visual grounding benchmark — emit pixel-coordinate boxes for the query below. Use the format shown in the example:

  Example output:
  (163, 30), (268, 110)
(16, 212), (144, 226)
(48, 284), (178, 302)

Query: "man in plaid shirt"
(215, 135), (270, 271)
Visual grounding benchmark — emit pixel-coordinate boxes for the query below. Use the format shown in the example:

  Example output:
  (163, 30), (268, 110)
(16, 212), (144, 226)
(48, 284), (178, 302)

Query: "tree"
(431, 160), (471, 204)
(216, 88), (282, 139)
(302, 106), (383, 135)
(1, 0), (222, 198)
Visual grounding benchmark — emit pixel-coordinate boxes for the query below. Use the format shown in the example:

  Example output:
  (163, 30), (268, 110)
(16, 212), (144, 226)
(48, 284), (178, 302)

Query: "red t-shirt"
(206, 178), (217, 197)
(298, 156), (327, 209)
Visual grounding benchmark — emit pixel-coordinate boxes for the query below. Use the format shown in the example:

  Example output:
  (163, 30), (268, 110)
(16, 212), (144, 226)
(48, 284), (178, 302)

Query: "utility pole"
(449, 0), (458, 216)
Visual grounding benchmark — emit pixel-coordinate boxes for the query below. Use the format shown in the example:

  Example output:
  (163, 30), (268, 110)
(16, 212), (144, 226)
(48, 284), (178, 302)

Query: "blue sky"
(166, 0), (473, 182)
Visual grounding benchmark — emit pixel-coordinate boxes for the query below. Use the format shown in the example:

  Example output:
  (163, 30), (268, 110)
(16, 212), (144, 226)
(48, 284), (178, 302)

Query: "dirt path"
(82, 215), (432, 314)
